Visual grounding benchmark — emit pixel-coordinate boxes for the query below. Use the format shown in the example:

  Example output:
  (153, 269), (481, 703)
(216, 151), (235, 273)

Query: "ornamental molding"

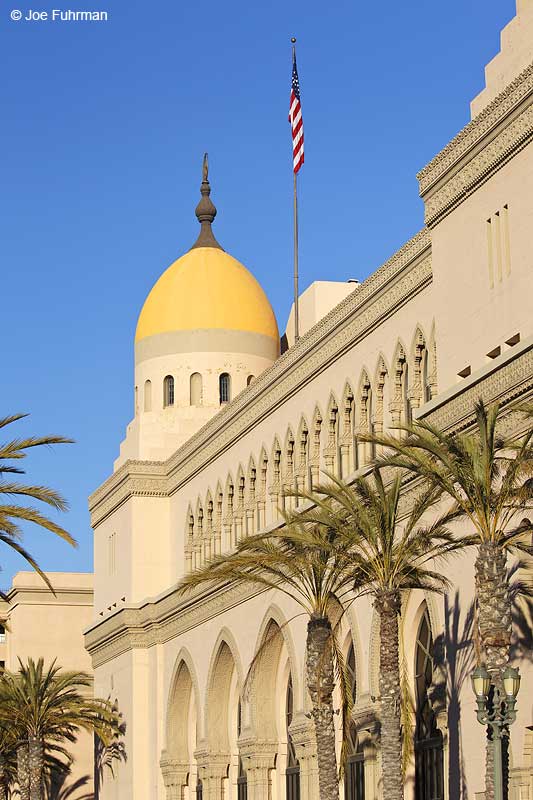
(85, 343), (533, 667)
(417, 61), (533, 194)
(420, 344), (533, 433)
(89, 230), (432, 527)
(422, 103), (533, 227)
(86, 581), (265, 667)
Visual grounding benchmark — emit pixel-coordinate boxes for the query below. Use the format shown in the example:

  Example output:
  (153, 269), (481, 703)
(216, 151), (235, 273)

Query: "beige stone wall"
(2, 572), (94, 795)
(87, 5), (533, 800)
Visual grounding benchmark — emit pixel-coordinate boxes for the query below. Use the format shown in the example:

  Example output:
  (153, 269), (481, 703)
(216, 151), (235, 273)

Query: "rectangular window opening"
(486, 346), (501, 360)
(505, 333), (520, 347)
(458, 366), (471, 379)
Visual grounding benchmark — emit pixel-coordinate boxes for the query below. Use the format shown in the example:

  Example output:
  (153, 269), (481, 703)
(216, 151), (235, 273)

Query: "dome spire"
(190, 153), (223, 250)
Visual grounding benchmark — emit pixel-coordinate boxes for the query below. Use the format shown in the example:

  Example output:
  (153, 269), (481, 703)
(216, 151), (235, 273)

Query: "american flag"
(289, 52), (304, 174)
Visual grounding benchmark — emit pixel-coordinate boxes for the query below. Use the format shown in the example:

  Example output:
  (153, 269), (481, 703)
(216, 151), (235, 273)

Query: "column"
(160, 755), (190, 800)
(195, 751), (228, 800)
(289, 714), (319, 800)
(239, 739), (277, 800)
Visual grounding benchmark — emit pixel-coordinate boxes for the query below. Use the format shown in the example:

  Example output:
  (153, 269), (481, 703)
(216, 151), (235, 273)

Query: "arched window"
(144, 379), (152, 412)
(246, 374), (255, 386)
(414, 609), (444, 800)
(195, 778), (203, 800)
(219, 373), (231, 404)
(286, 674), (300, 800)
(190, 372), (203, 406)
(345, 643), (365, 799)
(0, 625), (5, 644)
(237, 699), (247, 800)
(134, 386), (139, 416)
(163, 375), (175, 407)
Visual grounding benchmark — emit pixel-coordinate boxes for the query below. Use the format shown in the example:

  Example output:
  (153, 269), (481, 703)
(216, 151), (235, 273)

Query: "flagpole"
(291, 37), (300, 343)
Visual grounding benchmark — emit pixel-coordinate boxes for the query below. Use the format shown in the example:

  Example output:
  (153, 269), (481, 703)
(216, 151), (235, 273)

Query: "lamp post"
(471, 664), (521, 800)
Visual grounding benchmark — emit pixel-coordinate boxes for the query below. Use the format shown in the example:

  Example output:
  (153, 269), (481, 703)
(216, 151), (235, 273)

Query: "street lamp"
(471, 663), (521, 800)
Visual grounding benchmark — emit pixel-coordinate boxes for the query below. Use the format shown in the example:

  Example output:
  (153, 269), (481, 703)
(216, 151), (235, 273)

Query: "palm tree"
(293, 469), (462, 800)
(360, 399), (533, 800)
(0, 723), (18, 800)
(177, 517), (359, 800)
(0, 658), (123, 800)
(0, 414), (75, 593)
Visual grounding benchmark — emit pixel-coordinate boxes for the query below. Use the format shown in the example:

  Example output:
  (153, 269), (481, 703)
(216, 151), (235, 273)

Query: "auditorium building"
(85, 4), (533, 798)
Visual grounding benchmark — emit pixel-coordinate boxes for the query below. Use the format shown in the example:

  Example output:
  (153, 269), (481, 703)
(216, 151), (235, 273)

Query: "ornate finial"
(190, 152), (223, 250)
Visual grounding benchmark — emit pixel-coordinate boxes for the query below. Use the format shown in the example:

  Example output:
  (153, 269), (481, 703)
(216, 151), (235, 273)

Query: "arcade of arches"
(159, 600), (444, 800)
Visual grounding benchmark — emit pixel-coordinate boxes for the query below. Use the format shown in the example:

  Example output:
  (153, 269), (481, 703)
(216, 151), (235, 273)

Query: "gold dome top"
(135, 246), (279, 343)
(135, 155), (279, 346)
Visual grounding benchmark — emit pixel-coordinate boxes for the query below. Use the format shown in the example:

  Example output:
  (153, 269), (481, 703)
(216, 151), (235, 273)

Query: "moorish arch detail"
(324, 394), (340, 475)
(161, 650), (202, 800)
(340, 382), (356, 477)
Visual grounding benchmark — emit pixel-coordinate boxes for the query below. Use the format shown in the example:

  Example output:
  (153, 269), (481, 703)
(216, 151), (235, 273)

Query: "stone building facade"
(85, 4), (533, 799)
(0, 572), (94, 794)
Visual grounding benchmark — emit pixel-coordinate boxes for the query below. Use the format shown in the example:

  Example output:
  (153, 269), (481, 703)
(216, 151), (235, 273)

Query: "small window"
(246, 374), (255, 386)
(144, 380), (152, 412)
(458, 366), (471, 379)
(190, 372), (203, 406)
(0, 625), (5, 644)
(219, 373), (231, 404)
(164, 375), (175, 407)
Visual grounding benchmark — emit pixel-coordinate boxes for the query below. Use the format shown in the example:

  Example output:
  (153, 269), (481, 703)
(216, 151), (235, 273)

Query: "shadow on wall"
(434, 570), (533, 800)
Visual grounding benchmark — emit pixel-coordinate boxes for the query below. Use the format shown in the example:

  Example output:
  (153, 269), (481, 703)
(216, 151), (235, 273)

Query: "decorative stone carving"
(160, 754), (190, 800)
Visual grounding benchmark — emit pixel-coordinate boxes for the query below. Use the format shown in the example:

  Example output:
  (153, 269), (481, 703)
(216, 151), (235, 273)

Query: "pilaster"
(160, 755), (189, 800)
(289, 714), (318, 800)
(239, 738), (277, 800)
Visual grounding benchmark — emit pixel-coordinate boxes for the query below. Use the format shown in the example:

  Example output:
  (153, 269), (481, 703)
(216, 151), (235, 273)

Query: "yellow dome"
(135, 246), (279, 344)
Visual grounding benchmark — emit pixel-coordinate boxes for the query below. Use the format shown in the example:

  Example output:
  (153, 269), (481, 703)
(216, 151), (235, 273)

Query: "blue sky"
(1, 0), (515, 586)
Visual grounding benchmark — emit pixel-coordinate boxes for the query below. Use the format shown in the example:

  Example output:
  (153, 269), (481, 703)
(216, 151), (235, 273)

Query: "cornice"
(418, 62), (533, 193)
(417, 63), (533, 228)
(85, 581), (265, 668)
(420, 342), (533, 433)
(90, 229), (432, 527)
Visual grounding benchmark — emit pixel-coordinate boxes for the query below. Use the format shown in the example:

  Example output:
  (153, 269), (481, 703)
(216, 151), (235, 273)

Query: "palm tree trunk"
(376, 590), (404, 800)
(475, 542), (512, 800)
(0, 756), (7, 800)
(306, 614), (339, 800)
(28, 735), (44, 800)
(17, 743), (30, 800)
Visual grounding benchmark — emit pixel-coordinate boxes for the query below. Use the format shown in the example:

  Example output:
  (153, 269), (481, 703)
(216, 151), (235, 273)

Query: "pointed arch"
(213, 481), (224, 556)
(428, 321), (438, 400)
(356, 367), (374, 468)
(269, 436), (283, 521)
(223, 472), (235, 551)
(324, 393), (340, 475)
(390, 340), (410, 426)
(195, 497), (204, 568)
(246, 455), (258, 536)
(165, 648), (202, 758)
(204, 489), (214, 563)
(374, 353), (390, 438)
(414, 602), (444, 800)
(283, 426), (296, 510)
(185, 505), (195, 572)
(234, 465), (246, 544)
(204, 629), (245, 754)
(257, 446), (269, 529)
(296, 415), (310, 498)
(409, 326), (430, 411)
(310, 405), (324, 488)
(340, 382), (356, 477)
